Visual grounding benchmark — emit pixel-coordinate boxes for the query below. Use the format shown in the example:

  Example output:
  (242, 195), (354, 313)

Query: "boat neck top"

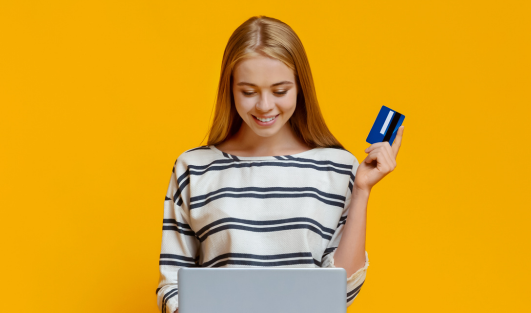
(156, 145), (370, 313)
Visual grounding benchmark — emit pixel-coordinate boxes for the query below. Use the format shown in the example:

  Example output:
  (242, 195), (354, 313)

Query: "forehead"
(233, 56), (295, 85)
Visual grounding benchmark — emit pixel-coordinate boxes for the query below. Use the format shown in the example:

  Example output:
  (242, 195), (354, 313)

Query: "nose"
(255, 92), (275, 112)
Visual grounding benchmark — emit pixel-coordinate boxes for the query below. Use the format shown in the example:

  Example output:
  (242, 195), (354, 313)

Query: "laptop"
(178, 268), (347, 313)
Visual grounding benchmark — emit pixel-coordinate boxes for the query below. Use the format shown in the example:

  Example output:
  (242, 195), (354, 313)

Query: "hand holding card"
(355, 106), (405, 192)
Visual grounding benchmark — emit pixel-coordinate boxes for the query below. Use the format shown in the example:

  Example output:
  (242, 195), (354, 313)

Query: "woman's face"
(232, 55), (298, 138)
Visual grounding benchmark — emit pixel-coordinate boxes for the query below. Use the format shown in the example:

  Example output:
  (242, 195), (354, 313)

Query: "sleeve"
(155, 158), (200, 313)
(320, 154), (369, 307)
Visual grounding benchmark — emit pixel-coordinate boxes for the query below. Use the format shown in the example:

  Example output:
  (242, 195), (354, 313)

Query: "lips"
(252, 114), (279, 126)
(252, 114), (279, 122)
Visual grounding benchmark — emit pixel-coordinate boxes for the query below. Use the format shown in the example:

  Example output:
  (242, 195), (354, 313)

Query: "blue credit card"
(366, 106), (405, 146)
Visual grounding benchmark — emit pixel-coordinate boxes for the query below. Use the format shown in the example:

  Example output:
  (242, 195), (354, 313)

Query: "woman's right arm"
(156, 158), (200, 313)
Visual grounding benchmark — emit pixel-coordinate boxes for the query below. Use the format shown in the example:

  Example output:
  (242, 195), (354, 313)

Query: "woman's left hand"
(354, 125), (404, 192)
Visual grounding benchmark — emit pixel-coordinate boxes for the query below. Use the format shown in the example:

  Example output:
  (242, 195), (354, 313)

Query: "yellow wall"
(1, 1), (529, 312)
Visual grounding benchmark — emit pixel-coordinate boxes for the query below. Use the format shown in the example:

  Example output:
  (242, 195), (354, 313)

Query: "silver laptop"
(178, 268), (347, 313)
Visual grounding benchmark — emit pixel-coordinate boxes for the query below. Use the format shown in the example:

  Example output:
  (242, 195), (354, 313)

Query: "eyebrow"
(236, 81), (294, 87)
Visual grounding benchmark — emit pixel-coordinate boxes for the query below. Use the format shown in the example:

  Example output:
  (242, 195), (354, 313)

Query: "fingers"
(366, 141), (394, 163)
(365, 141), (389, 153)
(364, 149), (378, 164)
(365, 125), (404, 158)
(391, 125), (404, 157)
(364, 145), (396, 173)
(380, 144), (396, 169)
(380, 146), (396, 172)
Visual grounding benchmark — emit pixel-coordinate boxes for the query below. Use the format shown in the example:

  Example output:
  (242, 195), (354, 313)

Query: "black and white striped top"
(156, 145), (369, 313)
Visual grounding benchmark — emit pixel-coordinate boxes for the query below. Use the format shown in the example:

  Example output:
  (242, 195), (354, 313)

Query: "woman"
(156, 15), (404, 313)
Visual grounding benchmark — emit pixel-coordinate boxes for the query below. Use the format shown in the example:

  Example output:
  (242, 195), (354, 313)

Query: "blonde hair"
(206, 15), (344, 149)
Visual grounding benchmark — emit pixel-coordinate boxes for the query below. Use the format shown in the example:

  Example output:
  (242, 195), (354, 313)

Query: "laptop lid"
(178, 268), (347, 313)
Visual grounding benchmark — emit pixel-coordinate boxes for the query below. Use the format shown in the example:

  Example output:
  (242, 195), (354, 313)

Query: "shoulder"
(181, 145), (213, 158)
(172, 145), (218, 171)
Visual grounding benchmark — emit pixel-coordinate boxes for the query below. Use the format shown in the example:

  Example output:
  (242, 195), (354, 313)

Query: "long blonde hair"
(207, 15), (344, 149)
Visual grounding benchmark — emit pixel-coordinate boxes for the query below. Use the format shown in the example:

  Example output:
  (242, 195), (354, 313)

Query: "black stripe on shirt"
(160, 253), (199, 263)
(175, 178), (190, 207)
(185, 146), (210, 153)
(337, 215), (347, 228)
(177, 169), (190, 185)
(173, 169), (190, 206)
(282, 156), (352, 170)
(162, 288), (179, 313)
(190, 191), (344, 210)
(322, 247), (337, 259)
(201, 252), (313, 267)
(187, 158), (234, 171)
(347, 289), (360, 303)
(187, 155), (351, 171)
(162, 219), (195, 236)
(347, 281), (364, 297)
(209, 258), (316, 268)
(196, 216), (335, 238)
(162, 225), (196, 236)
(191, 186), (345, 203)
(188, 161), (352, 177)
(197, 222), (333, 242)
(163, 219), (192, 229)
(162, 219), (197, 237)
(172, 158), (179, 173)
(347, 281), (365, 303)
(159, 260), (199, 267)
(268, 155), (352, 169)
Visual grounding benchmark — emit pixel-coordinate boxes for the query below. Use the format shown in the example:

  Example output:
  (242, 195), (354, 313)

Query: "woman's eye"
(242, 90), (287, 96)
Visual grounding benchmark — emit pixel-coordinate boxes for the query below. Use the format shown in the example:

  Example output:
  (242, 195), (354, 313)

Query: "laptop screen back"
(178, 268), (347, 313)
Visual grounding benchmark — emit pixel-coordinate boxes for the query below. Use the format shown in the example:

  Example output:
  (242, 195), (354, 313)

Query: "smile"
(252, 114), (279, 125)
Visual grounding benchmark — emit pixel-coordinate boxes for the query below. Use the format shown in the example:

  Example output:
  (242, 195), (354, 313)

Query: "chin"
(252, 128), (280, 137)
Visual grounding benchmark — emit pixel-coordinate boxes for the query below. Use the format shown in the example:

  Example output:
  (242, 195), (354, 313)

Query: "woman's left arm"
(333, 125), (405, 277)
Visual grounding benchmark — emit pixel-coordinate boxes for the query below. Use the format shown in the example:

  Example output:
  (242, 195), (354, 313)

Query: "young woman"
(156, 15), (404, 313)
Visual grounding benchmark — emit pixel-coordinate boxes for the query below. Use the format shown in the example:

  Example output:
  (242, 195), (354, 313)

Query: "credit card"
(366, 106), (405, 146)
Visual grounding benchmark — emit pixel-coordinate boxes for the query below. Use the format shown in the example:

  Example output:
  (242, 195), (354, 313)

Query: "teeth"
(256, 116), (276, 122)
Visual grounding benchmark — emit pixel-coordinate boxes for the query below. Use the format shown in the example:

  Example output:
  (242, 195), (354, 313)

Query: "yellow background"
(1, 1), (530, 312)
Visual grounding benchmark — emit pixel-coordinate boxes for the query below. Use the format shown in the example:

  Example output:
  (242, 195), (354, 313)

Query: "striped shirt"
(156, 145), (370, 313)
